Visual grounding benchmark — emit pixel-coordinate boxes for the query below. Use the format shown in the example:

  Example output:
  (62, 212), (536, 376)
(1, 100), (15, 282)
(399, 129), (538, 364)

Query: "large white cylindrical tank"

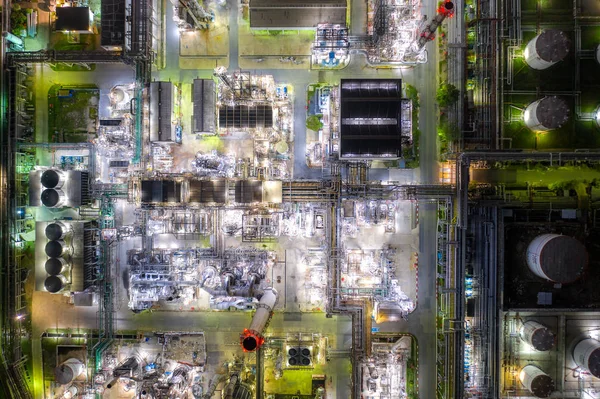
(526, 234), (587, 284)
(524, 30), (570, 70)
(574, 338), (600, 378)
(520, 321), (556, 351)
(519, 365), (554, 398)
(523, 97), (570, 132)
(241, 289), (277, 352)
(54, 358), (84, 384)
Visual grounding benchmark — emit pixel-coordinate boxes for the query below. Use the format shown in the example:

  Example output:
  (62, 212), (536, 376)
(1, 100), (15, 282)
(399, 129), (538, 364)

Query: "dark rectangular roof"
(193, 79), (216, 134)
(101, 0), (126, 47)
(235, 180), (263, 203)
(141, 181), (181, 203)
(219, 105), (273, 129)
(249, 0), (346, 29)
(339, 79), (403, 159)
(149, 82), (174, 142)
(189, 180), (227, 204)
(56, 7), (91, 31)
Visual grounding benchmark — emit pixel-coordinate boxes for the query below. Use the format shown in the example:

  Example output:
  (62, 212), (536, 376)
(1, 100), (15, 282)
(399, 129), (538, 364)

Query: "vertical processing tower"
(519, 365), (555, 398)
(524, 30), (570, 70)
(240, 289), (278, 352)
(526, 234), (587, 283)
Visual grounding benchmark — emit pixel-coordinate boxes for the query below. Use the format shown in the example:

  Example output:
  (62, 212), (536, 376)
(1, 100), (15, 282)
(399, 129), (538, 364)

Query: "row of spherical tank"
(522, 30), (571, 132)
(40, 169), (67, 208)
(43, 222), (72, 294)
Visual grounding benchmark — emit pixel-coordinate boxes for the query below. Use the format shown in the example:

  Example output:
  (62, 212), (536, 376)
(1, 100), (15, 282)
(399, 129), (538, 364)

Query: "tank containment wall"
(523, 97), (570, 132)
(526, 234), (587, 283)
(574, 338), (600, 378)
(240, 288), (277, 352)
(520, 320), (556, 351)
(519, 365), (555, 398)
(524, 29), (570, 70)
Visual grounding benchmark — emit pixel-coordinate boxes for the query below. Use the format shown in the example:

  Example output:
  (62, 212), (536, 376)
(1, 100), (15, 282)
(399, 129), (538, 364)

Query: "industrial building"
(54, 7), (94, 33)
(248, 0), (347, 29)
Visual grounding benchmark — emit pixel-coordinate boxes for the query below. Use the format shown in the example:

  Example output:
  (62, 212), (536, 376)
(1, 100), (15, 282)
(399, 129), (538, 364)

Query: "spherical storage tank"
(44, 275), (67, 293)
(524, 30), (570, 70)
(524, 97), (570, 132)
(573, 338), (600, 378)
(54, 358), (84, 384)
(520, 321), (556, 351)
(41, 169), (65, 189)
(526, 234), (587, 283)
(45, 222), (67, 240)
(41, 188), (66, 208)
(45, 257), (68, 275)
(519, 365), (555, 398)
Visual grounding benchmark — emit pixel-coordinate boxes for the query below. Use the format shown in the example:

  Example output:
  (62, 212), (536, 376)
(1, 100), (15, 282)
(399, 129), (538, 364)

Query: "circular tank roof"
(537, 235), (586, 283)
(45, 241), (64, 258)
(587, 347), (600, 378)
(45, 258), (64, 275)
(45, 223), (64, 240)
(45, 275), (64, 293)
(534, 96), (570, 130)
(242, 336), (258, 352)
(301, 357), (311, 366)
(530, 328), (556, 351)
(301, 348), (310, 356)
(54, 364), (74, 384)
(41, 189), (60, 207)
(536, 30), (570, 63)
(288, 357), (298, 365)
(288, 348), (297, 356)
(41, 169), (60, 188)
(530, 374), (555, 398)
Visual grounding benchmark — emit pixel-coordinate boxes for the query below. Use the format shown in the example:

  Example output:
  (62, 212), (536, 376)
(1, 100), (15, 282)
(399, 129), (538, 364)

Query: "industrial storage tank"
(54, 358), (85, 384)
(45, 240), (69, 258)
(526, 234), (587, 283)
(41, 188), (66, 208)
(523, 97), (570, 132)
(45, 275), (67, 293)
(240, 289), (277, 352)
(45, 257), (68, 276)
(41, 169), (66, 189)
(45, 222), (67, 240)
(520, 320), (556, 351)
(519, 365), (555, 398)
(524, 30), (570, 70)
(573, 338), (600, 378)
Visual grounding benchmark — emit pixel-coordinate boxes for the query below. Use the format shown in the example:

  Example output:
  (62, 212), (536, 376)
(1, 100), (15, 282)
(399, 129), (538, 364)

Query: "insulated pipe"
(240, 289), (277, 352)
(223, 374), (239, 399)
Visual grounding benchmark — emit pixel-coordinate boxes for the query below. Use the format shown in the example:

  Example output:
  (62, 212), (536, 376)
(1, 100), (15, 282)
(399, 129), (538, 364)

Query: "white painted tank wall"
(523, 100), (547, 132)
(520, 321), (547, 347)
(519, 365), (549, 393)
(524, 36), (554, 70)
(574, 338), (600, 374)
(526, 234), (558, 281)
(58, 358), (84, 384)
(248, 289), (277, 334)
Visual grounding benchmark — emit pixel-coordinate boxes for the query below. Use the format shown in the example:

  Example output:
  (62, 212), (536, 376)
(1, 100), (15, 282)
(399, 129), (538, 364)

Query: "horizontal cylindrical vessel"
(45, 257), (69, 276)
(573, 338), (600, 378)
(524, 30), (569, 70)
(519, 365), (554, 398)
(54, 358), (84, 384)
(41, 188), (66, 208)
(523, 97), (570, 132)
(41, 169), (66, 189)
(520, 320), (556, 351)
(526, 234), (586, 283)
(45, 222), (67, 240)
(45, 275), (67, 293)
(241, 289), (277, 352)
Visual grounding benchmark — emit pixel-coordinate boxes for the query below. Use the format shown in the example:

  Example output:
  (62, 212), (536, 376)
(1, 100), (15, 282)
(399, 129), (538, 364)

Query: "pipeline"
(223, 374), (239, 399)
(240, 289), (278, 352)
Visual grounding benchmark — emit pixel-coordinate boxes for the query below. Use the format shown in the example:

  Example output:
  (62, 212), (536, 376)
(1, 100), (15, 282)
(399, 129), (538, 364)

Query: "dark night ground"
(503, 224), (600, 309)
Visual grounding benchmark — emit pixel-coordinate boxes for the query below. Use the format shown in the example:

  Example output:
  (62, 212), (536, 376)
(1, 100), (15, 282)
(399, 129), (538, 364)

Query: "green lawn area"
(48, 85), (99, 143)
(580, 26), (600, 50)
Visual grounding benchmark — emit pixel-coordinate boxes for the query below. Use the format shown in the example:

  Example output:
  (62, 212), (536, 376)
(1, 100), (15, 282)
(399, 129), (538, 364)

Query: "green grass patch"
(48, 86), (99, 143)
(580, 26), (600, 50)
